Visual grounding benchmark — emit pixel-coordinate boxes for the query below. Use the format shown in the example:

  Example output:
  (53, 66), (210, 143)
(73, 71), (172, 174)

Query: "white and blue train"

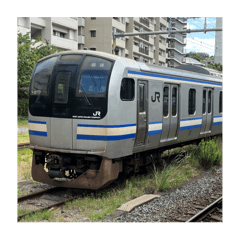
(29, 50), (222, 189)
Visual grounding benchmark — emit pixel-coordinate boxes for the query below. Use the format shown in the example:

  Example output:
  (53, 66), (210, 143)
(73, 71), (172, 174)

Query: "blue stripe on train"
(76, 133), (136, 141)
(128, 70), (222, 86)
(213, 122), (222, 126)
(29, 130), (47, 137)
(148, 130), (162, 136)
(28, 120), (47, 124)
(179, 124), (202, 131)
(77, 123), (136, 128)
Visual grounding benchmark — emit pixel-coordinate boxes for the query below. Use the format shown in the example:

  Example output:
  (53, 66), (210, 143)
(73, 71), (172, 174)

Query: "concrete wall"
(214, 17), (222, 64)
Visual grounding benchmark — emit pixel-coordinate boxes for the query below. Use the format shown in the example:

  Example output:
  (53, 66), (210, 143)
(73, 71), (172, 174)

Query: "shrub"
(18, 98), (29, 116)
(195, 139), (222, 169)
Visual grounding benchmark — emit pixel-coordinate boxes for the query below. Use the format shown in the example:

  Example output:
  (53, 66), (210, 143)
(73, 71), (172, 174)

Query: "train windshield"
(76, 56), (113, 98)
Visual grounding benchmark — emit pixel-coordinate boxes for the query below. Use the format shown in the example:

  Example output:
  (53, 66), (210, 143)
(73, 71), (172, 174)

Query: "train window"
(31, 56), (58, 96)
(54, 72), (71, 103)
(60, 55), (82, 62)
(163, 86), (169, 117)
(202, 90), (206, 114)
(76, 56), (113, 98)
(139, 84), (145, 112)
(219, 91), (222, 113)
(208, 90), (212, 113)
(172, 87), (177, 116)
(120, 78), (135, 101)
(188, 89), (196, 115)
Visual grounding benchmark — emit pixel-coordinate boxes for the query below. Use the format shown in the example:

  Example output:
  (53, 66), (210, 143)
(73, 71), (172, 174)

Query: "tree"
(205, 63), (222, 72)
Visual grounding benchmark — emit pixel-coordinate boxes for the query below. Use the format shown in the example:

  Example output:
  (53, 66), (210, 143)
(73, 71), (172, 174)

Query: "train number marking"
(151, 92), (160, 102)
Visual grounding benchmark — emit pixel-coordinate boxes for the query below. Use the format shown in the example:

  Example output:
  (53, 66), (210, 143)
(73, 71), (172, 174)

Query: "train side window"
(139, 84), (145, 112)
(219, 91), (222, 113)
(163, 86), (169, 117)
(202, 89), (206, 114)
(120, 78), (135, 101)
(208, 90), (212, 113)
(172, 87), (177, 116)
(188, 89), (196, 115)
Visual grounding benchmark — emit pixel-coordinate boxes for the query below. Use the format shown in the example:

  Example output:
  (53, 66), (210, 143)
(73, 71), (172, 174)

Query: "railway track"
(18, 142), (30, 149)
(186, 196), (222, 222)
(18, 187), (84, 221)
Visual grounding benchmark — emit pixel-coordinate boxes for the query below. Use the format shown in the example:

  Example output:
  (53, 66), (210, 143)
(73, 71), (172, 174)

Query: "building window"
(91, 17), (96, 20)
(188, 89), (196, 115)
(219, 91), (222, 113)
(90, 30), (96, 37)
(90, 48), (96, 51)
(120, 78), (135, 101)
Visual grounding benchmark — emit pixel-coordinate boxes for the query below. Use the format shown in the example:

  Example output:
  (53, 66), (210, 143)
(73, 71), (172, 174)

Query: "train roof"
(38, 50), (222, 85)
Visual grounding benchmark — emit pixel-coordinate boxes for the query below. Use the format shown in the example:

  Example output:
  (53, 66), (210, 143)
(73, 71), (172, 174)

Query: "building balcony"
(159, 41), (166, 50)
(140, 17), (149, 27)
(133, 44), (139, 53)
(51, 17), (78, 30)
(160, 18), (168, 26)
(30, 17), (46, 28)
(112, 18), (126, 32)
(139, 34), (149, 41)
(116, 38), (125, 49)
(159, 54), (166, 63)
(78, 17), (85, 26)
(139, 47), (149, 55)
(51, 35), (77, 50)
(78, 35), (85, 44)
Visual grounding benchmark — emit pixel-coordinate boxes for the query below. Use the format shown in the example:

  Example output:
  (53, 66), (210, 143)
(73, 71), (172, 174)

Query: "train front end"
(28, 51), (122, 189)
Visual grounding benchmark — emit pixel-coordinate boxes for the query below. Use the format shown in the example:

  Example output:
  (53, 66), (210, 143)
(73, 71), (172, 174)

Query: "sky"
(185, 17), (217, 57)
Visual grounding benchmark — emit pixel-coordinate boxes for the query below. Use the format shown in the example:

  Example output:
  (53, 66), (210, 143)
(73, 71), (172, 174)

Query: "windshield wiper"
(80, 84), (91, 106)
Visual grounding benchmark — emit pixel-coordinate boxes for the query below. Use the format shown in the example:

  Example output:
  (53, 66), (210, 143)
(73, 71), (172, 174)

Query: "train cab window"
(31, 56), (58, 96)
(172, 87), (177, 116)
(120, 78), (135, 101)
(76, 56), (113, 98)
(54, 72), (71, 103)
(219, 91), (222, 113)
(163, 86), (169, 117)
(188, 89), (196, 115)
(208, 90), (212, 113)
(202, 90), (206, 114)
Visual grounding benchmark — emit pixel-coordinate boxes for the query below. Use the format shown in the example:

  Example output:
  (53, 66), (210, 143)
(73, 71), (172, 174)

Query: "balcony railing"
(139, 47), (149, 55)
(140, 18), (149, 27)
(139, 34), (149, 41)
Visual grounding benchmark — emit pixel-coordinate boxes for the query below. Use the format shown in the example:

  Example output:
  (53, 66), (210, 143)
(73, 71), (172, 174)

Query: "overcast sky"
(185, 17), (216, 56)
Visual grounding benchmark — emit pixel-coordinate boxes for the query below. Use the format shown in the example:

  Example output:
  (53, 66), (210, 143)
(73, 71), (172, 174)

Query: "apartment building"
(17, 17), (79, 50)
(17, 17), (169, 66)
(84, 17), (168, 66)
(166, 18), (187, 67)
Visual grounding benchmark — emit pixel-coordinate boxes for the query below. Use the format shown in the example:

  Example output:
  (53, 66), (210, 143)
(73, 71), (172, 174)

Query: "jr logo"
(151, 92), (160, 102)
(93, 111), (101, 116)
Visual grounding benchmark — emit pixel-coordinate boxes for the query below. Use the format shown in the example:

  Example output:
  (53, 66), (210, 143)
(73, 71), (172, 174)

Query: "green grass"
(18, 132), (29, 143)
(18, 116), (28, 128)
(18, 148), (32, 164)
(19, 209), (55, 222)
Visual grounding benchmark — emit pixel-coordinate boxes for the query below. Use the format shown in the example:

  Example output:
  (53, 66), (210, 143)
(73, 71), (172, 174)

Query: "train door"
(135, 80), (148, 147)
(50, 65), (78, 149)
(160, 84), (179, 142)
(200, 88), (213, 134)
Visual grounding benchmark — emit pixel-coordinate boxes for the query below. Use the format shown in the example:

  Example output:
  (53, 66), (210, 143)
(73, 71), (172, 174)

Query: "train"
(28, 50), (222, 189)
